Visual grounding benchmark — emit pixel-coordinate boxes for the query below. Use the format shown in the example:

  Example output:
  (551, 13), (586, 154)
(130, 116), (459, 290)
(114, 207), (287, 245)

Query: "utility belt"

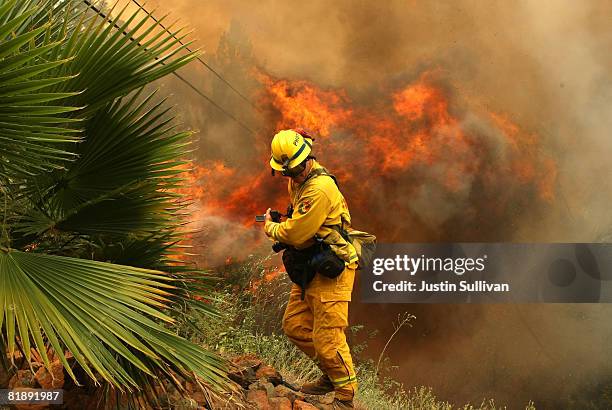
(275, 238), (345, 300)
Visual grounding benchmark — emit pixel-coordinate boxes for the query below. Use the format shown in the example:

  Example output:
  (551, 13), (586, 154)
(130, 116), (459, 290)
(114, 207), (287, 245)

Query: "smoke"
(515, 1), (612, 242)
(187, 209), (265, 267)
(125, 0), (612, 407)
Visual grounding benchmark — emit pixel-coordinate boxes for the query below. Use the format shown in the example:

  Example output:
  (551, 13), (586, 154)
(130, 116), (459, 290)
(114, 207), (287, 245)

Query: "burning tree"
(0, 0), (227, 405)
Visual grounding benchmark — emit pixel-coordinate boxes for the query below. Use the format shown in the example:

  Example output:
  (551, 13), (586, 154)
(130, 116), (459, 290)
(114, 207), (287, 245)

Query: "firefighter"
(263, 129), (358, 409)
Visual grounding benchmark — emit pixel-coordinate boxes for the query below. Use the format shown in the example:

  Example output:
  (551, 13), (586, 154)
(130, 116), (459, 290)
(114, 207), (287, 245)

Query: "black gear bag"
(281, 239), (345, 300)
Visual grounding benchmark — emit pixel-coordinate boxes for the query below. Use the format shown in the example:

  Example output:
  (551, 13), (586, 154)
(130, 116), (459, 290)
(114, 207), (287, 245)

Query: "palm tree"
(0, 0), (227, 404)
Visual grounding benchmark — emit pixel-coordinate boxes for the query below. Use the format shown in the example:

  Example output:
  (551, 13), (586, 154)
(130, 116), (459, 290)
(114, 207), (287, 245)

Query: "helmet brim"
(269, 157), (285, 171)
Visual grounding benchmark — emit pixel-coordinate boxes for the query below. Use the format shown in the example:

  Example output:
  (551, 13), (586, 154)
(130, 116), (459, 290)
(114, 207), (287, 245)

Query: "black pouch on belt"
(282, 247), (317, 300)
(282, 240), (345, 300)
(310, 239), (345, 279)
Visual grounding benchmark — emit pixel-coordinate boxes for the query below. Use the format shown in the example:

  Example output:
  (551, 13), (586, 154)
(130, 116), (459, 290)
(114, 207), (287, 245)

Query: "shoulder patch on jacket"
(297, 198), (313, 215)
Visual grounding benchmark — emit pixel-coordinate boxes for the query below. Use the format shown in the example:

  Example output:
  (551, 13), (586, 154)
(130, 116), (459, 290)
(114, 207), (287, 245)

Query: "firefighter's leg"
(282, 284), (316, 358)
(309, 266), (358, 401)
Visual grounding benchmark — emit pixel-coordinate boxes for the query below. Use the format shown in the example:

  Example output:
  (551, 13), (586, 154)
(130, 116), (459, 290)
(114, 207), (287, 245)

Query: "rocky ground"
(227, 354), (347, 410)
(1, 353), (350, 410)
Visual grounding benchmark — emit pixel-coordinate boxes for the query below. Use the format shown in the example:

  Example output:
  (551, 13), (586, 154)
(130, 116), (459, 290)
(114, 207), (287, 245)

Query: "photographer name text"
(372, 280), (509, 293)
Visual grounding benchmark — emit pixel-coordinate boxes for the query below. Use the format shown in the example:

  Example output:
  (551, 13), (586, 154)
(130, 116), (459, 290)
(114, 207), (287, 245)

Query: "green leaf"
(0, 4), (80, 180)
(0, 250), (227, 390)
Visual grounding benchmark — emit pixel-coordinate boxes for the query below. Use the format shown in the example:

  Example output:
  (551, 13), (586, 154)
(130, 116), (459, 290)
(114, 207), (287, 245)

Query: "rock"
(34, 360), (64, 389)
(231, 354), (262, 370)
(293, 400), (319, 410)
(273, 384), (304, 402)
(269, 396), (292, 410)
(228, 369), (254, 389)
(318, 393), (336, 405)
(191, 391), (206, 404)
(249, 380), (275, 398)
(247, 389), (269, 409)
(229, 355), (263, 388)
(8, 370), (35, 389)
(303, 394), (336, 410)
(309, 402), (333, 410)
(256, 365), (283, 386)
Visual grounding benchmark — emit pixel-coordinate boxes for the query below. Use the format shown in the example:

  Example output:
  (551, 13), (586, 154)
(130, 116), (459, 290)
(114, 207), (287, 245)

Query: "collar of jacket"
(294, 160), (322, 188)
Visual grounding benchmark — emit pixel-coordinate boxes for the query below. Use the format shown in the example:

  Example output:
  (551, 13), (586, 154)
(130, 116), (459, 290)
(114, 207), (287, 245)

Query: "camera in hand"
(255, 210), (283, 223)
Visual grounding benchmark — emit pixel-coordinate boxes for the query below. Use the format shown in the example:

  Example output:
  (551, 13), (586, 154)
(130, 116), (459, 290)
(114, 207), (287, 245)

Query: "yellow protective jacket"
(265, 161), (358, 266)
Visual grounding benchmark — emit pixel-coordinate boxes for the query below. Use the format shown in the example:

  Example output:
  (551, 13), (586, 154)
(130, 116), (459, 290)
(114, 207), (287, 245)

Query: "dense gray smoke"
(119, 0), (612, 407)
(144, 0), (612, 241)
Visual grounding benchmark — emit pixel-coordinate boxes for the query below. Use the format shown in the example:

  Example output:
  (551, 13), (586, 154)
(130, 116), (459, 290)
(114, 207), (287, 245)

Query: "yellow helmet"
(269, 129), (313, 172)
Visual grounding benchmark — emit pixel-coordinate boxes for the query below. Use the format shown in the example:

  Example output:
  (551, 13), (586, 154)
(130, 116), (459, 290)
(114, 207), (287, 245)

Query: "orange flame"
(179, 69), (557, 266)
(257, 73), (353, 137)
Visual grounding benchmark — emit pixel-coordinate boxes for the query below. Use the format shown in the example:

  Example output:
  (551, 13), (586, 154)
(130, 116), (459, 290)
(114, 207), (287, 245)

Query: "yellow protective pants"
(282, 265), (357, 400)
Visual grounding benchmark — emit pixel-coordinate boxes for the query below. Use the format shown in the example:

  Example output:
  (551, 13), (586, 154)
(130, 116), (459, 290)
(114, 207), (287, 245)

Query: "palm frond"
(0, 0), (81, 180)
(14, 88), (191, 238)
(0, 250), (227, 390)
(54, 1), (198, 113)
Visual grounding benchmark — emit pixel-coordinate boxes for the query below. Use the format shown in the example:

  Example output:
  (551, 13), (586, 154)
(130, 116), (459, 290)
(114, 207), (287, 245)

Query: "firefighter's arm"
(265, 188), (331, 246)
